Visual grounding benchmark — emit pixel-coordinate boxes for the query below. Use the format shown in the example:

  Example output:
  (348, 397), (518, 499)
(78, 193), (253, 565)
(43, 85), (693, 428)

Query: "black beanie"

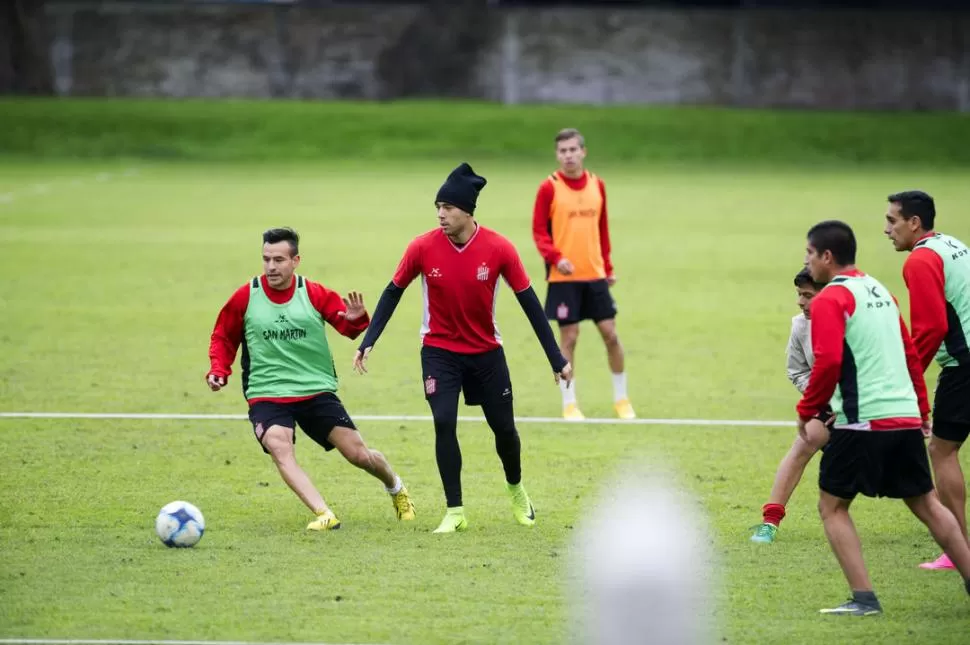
(435, 162), (487, 215)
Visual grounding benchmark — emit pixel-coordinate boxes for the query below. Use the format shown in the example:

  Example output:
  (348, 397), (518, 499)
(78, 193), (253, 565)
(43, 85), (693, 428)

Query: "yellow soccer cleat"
(563, 403), (585, 421)
(432, 507), (468, 534)
(391, 486), (416, 521)
(306, 510), (341, 531)
(614, 398), (636, 420)
(506, 482), (536, 527)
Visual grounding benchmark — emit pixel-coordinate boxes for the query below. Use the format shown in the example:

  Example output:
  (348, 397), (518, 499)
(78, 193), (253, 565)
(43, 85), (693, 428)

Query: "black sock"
(433, 417), (463, 507)
(852, 590), (880, 607)
(483, 399), (521, 485)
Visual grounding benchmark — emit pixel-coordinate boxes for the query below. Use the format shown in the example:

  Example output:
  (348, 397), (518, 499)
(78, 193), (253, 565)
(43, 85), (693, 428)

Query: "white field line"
(0, 411), (793, 427)
(0, 168), (140, 205)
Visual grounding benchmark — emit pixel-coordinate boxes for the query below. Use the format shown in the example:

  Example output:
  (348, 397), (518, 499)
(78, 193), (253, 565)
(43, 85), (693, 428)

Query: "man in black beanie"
(352, 162), (573, 534)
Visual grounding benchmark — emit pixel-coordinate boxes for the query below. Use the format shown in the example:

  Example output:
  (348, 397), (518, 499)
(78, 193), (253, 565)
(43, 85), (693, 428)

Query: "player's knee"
(928, 438), (958, 462)
(348, 447), (374, 470)
(817, 497), (840, 521)
(601, 329), (619, 347)
(263, 426), (293, 460)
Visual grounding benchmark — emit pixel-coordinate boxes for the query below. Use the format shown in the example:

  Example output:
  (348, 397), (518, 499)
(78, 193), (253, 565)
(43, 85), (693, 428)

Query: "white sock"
(560, 377), (577, 407)
(612, 372), (628, 402)
(386, 475), (403, 495)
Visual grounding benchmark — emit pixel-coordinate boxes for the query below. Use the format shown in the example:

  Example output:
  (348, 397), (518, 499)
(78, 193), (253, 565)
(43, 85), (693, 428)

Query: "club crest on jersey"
(556, 302), (569, 320)
(476, 263), (490, 281)
(425, 376), (437, 395)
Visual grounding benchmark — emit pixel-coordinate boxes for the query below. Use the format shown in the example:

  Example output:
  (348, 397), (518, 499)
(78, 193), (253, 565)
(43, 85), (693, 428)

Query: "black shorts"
(247, 392), (356, 454)
(932, 365), (970, 443)
(544, 279), (617, 326)
(421, 345), (513, 408)
(819, 428), (933, 500)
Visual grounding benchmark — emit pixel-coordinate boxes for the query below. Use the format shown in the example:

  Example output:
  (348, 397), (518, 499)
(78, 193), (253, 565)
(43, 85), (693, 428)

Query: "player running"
(206, 227), (415, 531)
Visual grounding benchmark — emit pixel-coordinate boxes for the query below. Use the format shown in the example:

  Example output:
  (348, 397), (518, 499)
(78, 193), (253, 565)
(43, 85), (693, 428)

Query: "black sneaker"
(819, 599), (882, 616)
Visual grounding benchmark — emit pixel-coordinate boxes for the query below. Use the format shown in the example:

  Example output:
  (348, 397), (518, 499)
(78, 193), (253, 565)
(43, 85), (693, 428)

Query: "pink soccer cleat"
(919, 553), (956, 570)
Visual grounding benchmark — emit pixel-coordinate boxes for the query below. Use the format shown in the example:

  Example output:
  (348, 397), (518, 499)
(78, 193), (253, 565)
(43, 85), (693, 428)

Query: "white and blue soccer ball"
(155, 500), (205, 548)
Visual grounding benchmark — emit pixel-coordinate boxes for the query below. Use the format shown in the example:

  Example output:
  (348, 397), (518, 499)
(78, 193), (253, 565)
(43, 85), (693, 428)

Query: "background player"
(532, 128), (633, 421)
(207, 227), (415, 531)
(885, 190), (970, 571)
(353, 162), (572, 534)
(798, 220), (970, 615)
(750, 268), (829, 543)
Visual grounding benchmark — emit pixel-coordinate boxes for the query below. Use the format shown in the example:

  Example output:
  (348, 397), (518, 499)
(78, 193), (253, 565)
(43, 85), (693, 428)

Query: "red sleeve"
(796, 286), (855, 420)
(208, 284), (249, 380)
(306, 280), (370, 340)
(392, 237), (423, 289)
(532, 179), (561, 265)
(500, 237), (532, 293)
(598, 178), (614, 277)
(895, 299), (931, 420)
(903, 249), (947, 372)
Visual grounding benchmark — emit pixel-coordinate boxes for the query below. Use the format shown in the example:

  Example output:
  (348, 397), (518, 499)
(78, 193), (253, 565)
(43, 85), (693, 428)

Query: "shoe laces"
(393, 492), (411, 514)
(753, 523), (775, 538)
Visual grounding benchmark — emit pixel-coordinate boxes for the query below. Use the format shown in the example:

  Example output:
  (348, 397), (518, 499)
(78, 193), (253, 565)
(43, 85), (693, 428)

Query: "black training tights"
(432, 395), (521, 507)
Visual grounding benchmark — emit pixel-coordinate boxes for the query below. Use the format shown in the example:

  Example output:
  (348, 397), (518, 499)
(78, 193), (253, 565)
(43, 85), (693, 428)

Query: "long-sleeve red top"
(902, 233), (949, 372)
(207, 274), (370, 404)
(532, 171), (614, 277)
(796, 269), (929, 428)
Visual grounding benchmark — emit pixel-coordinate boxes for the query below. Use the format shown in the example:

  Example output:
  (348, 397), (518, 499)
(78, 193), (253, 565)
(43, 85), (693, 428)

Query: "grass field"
(2, 116), (970, 644)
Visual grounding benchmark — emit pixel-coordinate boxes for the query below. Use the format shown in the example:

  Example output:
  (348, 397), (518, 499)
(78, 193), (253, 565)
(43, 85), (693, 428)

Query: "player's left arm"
(895, 296), (931, 421)
(902, 249), (948, 372)
(502, 239), (569, 374)
(597, 177), (615, 283)
(796, 288), (850, 421)
(306, 280), (370, 340)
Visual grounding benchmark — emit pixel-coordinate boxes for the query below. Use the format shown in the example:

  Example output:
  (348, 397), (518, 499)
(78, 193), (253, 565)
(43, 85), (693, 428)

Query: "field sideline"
(3, 103), (970, 645)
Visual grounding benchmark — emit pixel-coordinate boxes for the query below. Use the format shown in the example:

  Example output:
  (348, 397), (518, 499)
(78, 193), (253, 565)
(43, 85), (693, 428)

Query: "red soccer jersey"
(392, 225), (532, 354)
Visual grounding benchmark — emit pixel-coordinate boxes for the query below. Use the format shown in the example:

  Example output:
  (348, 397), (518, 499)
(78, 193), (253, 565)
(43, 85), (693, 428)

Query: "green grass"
(1, 158), (969, 644)
(3, 98), (970, 166)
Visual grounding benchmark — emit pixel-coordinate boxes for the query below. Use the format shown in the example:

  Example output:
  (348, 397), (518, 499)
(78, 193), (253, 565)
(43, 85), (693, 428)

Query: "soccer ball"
(155, 500), (205, 548)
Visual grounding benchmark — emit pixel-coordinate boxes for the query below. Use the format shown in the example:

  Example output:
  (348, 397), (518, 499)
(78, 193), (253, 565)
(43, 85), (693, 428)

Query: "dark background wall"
(4, 1), (969, 110)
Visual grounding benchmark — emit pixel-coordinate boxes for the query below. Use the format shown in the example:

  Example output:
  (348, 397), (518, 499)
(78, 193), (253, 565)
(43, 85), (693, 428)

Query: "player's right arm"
(532, 179), (570, 274)
(785, 318), (811, 394)
(207, 284), (249, 391)
(353, 237), (422, 374)
(902, 248), (948, 372)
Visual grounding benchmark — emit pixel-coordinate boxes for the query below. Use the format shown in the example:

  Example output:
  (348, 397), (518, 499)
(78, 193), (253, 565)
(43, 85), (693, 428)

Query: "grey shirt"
(786, 314), (813, 394)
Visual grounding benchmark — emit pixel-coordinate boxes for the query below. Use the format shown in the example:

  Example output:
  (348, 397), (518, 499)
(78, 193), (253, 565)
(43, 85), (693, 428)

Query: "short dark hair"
(794, 268), (824, 290)
(888, 190), (935, 230)
(555, 128), (585, 147)
(807, 220), (856, 266)
(262, 227), (299, 256)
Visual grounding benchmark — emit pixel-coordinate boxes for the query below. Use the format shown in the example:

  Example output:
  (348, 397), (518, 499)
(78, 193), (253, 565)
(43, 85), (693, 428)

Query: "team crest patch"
(425, 376), (437, 395)
(556, 302), (569, 320)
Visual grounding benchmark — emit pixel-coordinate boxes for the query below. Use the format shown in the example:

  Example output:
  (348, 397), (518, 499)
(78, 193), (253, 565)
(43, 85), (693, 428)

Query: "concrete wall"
(45, 3), (970, 110)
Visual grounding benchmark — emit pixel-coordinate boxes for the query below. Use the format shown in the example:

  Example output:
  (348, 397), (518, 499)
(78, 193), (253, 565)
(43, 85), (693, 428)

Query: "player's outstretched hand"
(555, 361), (573, 387)
(206, 373), (226, 392)
(339, 291), (367, 321)
(353, 347), (372, 375)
